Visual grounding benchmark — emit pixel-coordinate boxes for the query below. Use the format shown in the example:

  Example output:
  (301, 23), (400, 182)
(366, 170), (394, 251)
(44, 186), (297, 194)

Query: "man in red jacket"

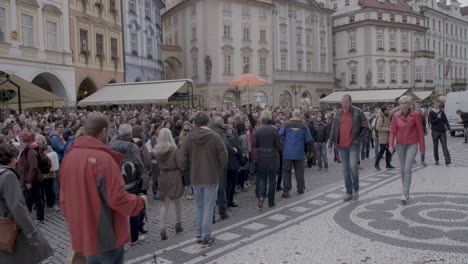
(60, 113), (147, 263)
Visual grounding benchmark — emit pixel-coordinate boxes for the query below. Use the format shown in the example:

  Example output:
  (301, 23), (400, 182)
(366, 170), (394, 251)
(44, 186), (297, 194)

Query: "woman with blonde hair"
(154, 128), (184, 240)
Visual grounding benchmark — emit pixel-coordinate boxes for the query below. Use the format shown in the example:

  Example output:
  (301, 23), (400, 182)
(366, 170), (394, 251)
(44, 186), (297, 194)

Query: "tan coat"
(376, 110), (391, 144)
(155, 146), (184, 200)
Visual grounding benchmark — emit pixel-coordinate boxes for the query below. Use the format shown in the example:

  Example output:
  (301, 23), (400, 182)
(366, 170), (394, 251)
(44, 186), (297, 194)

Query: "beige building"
(331, 0), (434, 92)
(162, 0), (334, 108)
(69, 0), (124, 101)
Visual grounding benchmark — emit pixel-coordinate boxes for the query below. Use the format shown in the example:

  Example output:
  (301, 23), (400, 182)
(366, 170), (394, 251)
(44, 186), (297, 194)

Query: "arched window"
(223, 91), (237, 108)
(300, 91), (312, 108)
(253, 90), (268, 108)
(279, 91), (292, 108)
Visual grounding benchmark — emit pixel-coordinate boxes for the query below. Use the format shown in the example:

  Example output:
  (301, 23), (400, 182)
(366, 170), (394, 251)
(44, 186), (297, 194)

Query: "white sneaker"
(53, 205), (61, 212)
(131, 235), (146, 246)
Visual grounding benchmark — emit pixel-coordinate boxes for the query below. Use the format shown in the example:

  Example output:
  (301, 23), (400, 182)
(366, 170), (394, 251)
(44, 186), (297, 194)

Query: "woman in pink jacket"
(389, 96), (425, 205)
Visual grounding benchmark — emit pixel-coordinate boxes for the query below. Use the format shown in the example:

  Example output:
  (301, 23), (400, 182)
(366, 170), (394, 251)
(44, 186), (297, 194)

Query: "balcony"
(414, 50), (435, 58)
(453, 78), (467, 84)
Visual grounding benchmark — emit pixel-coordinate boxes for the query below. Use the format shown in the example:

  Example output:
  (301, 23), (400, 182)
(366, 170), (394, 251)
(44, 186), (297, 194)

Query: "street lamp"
(290, 83), (301, 108)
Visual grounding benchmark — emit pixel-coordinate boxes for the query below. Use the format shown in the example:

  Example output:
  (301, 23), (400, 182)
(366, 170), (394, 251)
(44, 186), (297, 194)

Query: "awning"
(319, 89), (416, 104)
(413, 90), (434, 101)
(0, 73), (64, 109)
(78, 79), (192, 106)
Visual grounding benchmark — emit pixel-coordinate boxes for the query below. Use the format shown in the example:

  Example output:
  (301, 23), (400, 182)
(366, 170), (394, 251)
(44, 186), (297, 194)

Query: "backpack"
(116, 144), (140, 191)
(24, 147), (52, 175)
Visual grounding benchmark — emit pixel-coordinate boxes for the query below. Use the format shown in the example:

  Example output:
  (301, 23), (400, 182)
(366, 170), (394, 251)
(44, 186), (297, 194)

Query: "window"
(130, 32), (137, 54)
(260, 29), (266, 42)
(280, 30), (286, 42)
(402, 16), (407, 23)
(306, 35), (311, 47)
(145, 0), (151, 19)
(377, 32), (384, 50)
(349, 15), (354, 23)
(21, 14), (33, 47)
(345, 0), (349, 6)
(129, 0), (136, 13)
(349, 32), (356, 51)
(0, 7), (5, 42)
(390, 14), (395, 22)
(425, 66), (432, 81)
(80, 29), (88, 52)
(401, 34), (407, 51)
(415, 67), (422, 81)
(297, 33), (302, 45)
(191, 26), (196, 40)
(438, 64), (441, 79)
(432, 19), (435, 30)
(402, 65), (408, 82)
(191, 3), (196, 15)
(320, 36), (325, 49)
(320, 54), (326, 71)
(46, 21), (57, 51)
(243, 27), (250, 41)
(390, 65), (396, 82)
(259, 8), (267, 18)
(242, 6), (250, 16)
(111, 37), (118, 58)
(110, 0), (116, 11)
(389, 33), (396, 50)
(192, 56), (198, 76)
(223, 2), (231, 13)
(333, 3), (337, 10)
(259, 57), (266, 75)
(307, 58), (312, 72)
(350, 66), (357, 83)
(455, 45), (458, 58)
(223, 25), (231, 38)
(281, 54), (287, 70)
(433, 40), (435, 52)
(96, 33), (103, 55)
(224, 55), (232, 74)
(377, 66), (384, 82)
(377, 12), (382, 20)
(174, 32), (178, 45)
(439, 41), (441, 55)
(446, 43), (448, 56)
(243, 56), (250, 73)
(416, 19), (420, 25)
(146, 38), (153, 57)
(297, 57), (303, 71)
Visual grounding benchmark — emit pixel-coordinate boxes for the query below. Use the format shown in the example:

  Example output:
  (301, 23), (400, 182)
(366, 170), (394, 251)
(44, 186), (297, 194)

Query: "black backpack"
(24, 147), (52, 175)
(115, 144), (140, 191)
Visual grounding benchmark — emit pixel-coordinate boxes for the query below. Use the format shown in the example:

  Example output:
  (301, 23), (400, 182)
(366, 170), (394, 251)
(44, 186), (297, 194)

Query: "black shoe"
(446, 161), (451, 165)
(268, 201), (275, 208)
(257, 198), (264, 209)
(297, 190), (304, 195)
(220, 214), (229, 220)
(386, 165), (395, 169)
(282, 192), (290, 198)
(374, 164), (381, 171)
(435, 161), (439, 165)
(276, 186), (283, 192)
(139, 228), (149, 234)
(201, 237), (215, 248)
(227, 203), (239, 208)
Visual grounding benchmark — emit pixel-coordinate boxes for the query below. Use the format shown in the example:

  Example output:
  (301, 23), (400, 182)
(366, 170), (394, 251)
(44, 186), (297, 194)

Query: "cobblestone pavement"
(39, 135), (467, 264)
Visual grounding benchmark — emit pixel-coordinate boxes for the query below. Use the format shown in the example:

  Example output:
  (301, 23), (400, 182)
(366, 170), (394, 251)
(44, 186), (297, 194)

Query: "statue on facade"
(205, 55), (212, 82)
(366, 69), (372, 87)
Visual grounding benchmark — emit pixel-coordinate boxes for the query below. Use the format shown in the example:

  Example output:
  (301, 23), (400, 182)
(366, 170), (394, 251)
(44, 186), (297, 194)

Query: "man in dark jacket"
(429, 101), (451, 165)
(328, 95), (369, 202)
(177, 112), (228, 247)
(457, 110), (468, 143)
(312, 112), (329, 171)
(279, 110), (312, 198)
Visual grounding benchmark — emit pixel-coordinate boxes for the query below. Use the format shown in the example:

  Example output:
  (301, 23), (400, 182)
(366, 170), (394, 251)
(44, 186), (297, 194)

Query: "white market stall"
(319, 89), (418, 104)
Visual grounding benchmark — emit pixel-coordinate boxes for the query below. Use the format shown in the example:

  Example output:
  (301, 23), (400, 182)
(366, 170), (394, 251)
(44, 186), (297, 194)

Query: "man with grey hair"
(109, 123), (146, 245)
(279, 109), (312, 198)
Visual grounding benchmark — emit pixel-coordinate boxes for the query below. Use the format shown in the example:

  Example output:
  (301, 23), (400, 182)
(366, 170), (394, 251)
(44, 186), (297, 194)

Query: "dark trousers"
(217, 169), (227, 216)
(237, 169), (248, 187)
(25, 182), (44, 221)
(43, 178), (56, 207)
(375, 144), (392, 167)
(151, 162), (159, 196)
(127, 184), (143, 242)
(432, 130), (451, 163)
(282, 159), (305, 193)
(88, 246), (124, 264)
(226, 169), (237, 206)
(277, 156), (283, 189)
(257, 167), (276, 204)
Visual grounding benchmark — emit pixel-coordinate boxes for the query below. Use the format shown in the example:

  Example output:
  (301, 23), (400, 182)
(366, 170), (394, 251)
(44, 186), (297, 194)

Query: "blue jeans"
(88, 247), (124, 264)
(257, 167), (276, 204)
(316, 143), (328, 168)
(361, 137), (370, 160)
(193, 184), (218, 240)
(396, 144), (418, 196)
(374, 138), (379, 158)
(339, 144), (360, 194)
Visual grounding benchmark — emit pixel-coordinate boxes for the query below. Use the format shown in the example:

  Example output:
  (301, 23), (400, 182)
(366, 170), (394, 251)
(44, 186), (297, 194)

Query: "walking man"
(279, 110), (312, 198)
(60, 113), (147, 263)
(429, 101), (451, 165)
(456, 110), (468, 143)
(177, 112), (228, 247)
(328, 95), (369, 201)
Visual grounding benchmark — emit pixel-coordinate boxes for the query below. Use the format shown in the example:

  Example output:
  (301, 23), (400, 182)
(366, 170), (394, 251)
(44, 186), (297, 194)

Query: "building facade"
(331, 0), (434, 92)
(122, 0), (164, 82)
(162, 0), (334, 108)
(0, 0), (75, 106)
(69, 0), (124, 101)
(407, 0), (468, 93)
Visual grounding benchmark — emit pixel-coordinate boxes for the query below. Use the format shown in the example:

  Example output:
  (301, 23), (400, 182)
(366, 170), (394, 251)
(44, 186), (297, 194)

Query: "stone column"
(37, 4), (46, 60)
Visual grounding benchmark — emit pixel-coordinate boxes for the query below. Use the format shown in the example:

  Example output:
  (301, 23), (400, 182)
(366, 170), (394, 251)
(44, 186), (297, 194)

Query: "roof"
(358, 0), (412, 12)
(413, 90), (434, 101)
(0, 73), (64, 109)
(319, 89), (416, 104)
(461, 6), (468, 16)
(78, 79), (192, 106)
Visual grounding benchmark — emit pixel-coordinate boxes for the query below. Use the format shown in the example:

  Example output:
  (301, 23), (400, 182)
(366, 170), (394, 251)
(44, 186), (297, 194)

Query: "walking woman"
(154, 128), (184, 240)
(389, 96), (425, 205)
(236, 122), (249, 192)
(0, 144), (53, 263)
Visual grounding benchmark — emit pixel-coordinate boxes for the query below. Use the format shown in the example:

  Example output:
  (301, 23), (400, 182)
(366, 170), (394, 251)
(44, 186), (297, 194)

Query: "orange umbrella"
(229, 74), (267, 87)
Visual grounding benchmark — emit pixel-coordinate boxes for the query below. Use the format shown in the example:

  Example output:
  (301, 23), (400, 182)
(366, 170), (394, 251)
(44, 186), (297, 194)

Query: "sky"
(459, 0), (468, 6)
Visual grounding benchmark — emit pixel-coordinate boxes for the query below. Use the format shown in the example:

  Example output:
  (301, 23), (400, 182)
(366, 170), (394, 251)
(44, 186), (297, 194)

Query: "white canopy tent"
(319, 89), (417, 104)
(413, 90), (435, 101)
(78, 79), (193, 106)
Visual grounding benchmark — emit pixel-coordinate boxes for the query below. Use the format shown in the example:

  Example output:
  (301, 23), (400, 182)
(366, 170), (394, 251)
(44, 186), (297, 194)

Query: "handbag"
(0, 217), (19, 254)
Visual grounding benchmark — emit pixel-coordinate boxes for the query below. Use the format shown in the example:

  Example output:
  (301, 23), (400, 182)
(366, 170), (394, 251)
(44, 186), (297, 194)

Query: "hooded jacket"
(60, 136), (144, 256)
(176, 127), (228, 185)
(376, 110), (391, 144)
(154, 145), (184, 200)
(17, 142), (42, 184)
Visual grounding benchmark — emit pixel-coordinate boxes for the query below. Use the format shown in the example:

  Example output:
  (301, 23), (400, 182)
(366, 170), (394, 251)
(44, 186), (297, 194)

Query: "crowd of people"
(0, 94), (465, 263)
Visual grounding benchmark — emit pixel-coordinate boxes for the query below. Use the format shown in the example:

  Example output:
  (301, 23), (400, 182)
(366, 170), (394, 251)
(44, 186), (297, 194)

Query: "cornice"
(333, 19), (428, 33)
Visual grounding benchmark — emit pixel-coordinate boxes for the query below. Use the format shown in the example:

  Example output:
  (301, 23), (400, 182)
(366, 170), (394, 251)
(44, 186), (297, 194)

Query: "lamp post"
(290, 83), (301, 108)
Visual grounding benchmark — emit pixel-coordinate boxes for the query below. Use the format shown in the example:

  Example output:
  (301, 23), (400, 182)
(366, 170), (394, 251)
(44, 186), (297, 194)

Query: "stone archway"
(164, 56), (183, 80)
(77, 77), (97, 101)
(31, 72), (68, 101)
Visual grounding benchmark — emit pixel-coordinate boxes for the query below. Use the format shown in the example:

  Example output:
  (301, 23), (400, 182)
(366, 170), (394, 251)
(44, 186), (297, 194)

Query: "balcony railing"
(414, 50), (435, 58)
